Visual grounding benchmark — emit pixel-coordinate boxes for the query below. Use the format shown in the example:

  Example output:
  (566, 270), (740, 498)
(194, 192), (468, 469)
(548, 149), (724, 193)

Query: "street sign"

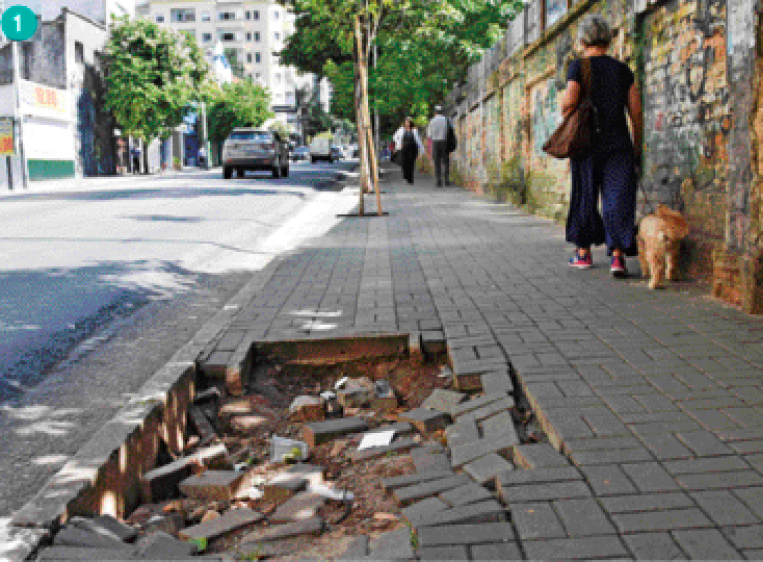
(2, 5), (38, 41)
(0, 117), (15, 155)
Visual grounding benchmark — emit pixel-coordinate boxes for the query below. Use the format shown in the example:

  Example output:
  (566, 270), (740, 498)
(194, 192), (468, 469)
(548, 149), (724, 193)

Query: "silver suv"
(222, 128), (290, 179)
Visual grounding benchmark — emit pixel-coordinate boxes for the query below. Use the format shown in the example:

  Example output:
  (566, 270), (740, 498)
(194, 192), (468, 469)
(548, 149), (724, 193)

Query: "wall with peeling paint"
(441, 0), (763, 313)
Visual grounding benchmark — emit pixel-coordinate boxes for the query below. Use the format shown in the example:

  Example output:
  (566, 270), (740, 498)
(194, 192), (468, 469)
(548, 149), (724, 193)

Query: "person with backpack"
(427, 105), (456, 187)
(393, 117), (424, 184)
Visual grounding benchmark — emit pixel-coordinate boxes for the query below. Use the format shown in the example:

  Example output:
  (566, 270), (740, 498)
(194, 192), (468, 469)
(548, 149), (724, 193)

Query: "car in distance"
(222, 128), (290, 179)
(309, 137), (333, 163)
(330, 146), (343, 161)
(291, 146), (310, 162)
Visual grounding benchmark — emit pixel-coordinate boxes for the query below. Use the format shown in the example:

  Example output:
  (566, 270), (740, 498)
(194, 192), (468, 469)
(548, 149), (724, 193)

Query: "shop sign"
(0, 117), (14, 155)
(19, 80), (69, 119)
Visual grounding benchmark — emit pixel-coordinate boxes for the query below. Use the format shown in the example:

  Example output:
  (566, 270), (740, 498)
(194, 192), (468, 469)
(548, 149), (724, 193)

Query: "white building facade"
(140, 0), (329, 134)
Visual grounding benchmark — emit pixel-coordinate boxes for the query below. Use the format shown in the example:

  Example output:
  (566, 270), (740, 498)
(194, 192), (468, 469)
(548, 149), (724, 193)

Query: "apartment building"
(140, 0), (330, 134)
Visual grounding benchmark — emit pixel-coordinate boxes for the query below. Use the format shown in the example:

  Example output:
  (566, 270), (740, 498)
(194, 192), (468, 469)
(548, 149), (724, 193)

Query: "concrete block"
(70, 515), (138, 543)
(446, 419), (480, 448)
(416, 521), (516, 546)
(262, 475), (307, 503)
(421, 389), (467, 415)
(382, 470), (454, 491)
(401, 497), (449, 525)
(458, 397), (516, 424)
(179, 471), (244, 502)
(450, 434), (518, 470)
(140, 456), (197, 504)
(303, 417), (369, 448)
(410, 500), (506, 528)
(438, 483), (494, 507)
(270, 492), (326, 523)
(394, 474), (471, 506)
(351, 437), (419, 461)
(289, 396), (325, 422)
(36, 547), (139, 560)
(369, 527), (414, 560)
(136, 531), (198, 559)
(463, 453), (513, 488)
(399, 408), (450, 433)
(53, 527), (133, 550)
(451, 393), (509, 417)
(512, 443), (569, 469)
(480, 411), (519, 441)
(239, 517), (324, 545)
(481, 371), (515, 395)
(179, 508), (264, 542)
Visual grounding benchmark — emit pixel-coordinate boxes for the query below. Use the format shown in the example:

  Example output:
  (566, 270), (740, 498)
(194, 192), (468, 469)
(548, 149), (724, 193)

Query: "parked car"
(309, 137), (334, 163)
(291, 146), (310, 161)
(330, 146), (343, 161)
(222, 128), (290, 179)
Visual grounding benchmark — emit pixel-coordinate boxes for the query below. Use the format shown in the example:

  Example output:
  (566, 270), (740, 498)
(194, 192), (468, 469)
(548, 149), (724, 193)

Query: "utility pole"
(200, 100), (209, 169)
(12, 40), (27, 188)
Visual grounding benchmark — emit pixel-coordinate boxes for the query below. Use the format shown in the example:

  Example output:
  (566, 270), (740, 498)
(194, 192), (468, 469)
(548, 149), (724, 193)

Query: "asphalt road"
(0, 160), (358, 517)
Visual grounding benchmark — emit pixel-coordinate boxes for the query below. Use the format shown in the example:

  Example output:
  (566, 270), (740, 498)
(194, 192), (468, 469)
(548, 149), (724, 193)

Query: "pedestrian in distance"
(198, 145), (207, 168)
(561, 14), (643, 278)
(393, 117), (425, 184)
(427, 105), (453, 187)
(131, 146), (142, 174)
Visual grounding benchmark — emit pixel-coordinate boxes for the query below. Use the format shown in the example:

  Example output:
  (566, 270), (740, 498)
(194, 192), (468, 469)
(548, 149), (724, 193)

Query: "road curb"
(4, 237), (289, 562)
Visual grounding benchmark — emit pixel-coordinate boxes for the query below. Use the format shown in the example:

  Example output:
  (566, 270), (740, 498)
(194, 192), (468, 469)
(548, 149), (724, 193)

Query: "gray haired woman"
(560, 14), (643, 278)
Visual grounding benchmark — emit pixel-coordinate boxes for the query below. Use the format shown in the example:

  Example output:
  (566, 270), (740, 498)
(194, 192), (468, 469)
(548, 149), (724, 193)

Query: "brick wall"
(443, 0), (763, 312)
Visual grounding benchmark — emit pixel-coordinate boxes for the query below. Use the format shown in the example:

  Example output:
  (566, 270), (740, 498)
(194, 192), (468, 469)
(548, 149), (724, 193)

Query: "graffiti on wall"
(530, 79), (561, 159)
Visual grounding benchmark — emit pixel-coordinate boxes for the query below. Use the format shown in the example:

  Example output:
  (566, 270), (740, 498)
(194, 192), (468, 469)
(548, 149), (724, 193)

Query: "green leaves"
(104, 15), (211, 144)
(207, 81), (274, 142)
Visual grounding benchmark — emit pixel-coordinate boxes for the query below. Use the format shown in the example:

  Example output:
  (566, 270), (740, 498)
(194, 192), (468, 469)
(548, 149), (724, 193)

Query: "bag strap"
(581, 58), (593, 104)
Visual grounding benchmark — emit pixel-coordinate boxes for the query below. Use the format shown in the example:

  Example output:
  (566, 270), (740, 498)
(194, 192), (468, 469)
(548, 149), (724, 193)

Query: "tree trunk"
(355, 17), (382, 214)
(353, 16), (366, 216)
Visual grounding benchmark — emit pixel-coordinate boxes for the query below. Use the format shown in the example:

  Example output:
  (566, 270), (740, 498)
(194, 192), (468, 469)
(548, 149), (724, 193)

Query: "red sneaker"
(611, 255), (627, 278)
(569, 251), (593, 269)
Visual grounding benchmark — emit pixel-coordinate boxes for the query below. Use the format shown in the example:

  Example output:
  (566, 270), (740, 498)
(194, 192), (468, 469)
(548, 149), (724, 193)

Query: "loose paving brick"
(513, 443), (570, 469)
(451, 392), (510, 417)
(36, 547), (139, 561)
(270, 492), (326, 523)
(401, 497), (449, 525)
(450, 434), (518, 470)
(239, 517), (324, 545)
(399, 408), (450, 433)
(411, 447), (452, 473)
(438, 482), (494, 507)
(302, 417), (369, 447)
(458, 397), (516, 424)
(500, 480), (592, 503)
(553, 498), (617, 536)
(481, 371), (515, 394)
(446, 419), (480, 448)
(409, 499), (506, 528)
(350, 437), (419, 461)
(262, 475), (307, 503)
(69, 515), (138, 543)
(511, 502), (566, 539)
(421, 388), (467, 414)
(416, 522), (516, 547)
(140, 456), (197, 503)
(480, 410), (518, 439)
(463, 452), (513, 488)
(53, 527), (133, 550)
(522, 536), (629, 560)
(497, 466), (583, 487)
(382, 470), (454, 491)
(672, 529), (744, 559)
(179, 508), (264, 542)
(470, 542), (523, 560)
(623, 533), (688, 560)
(393, 474), (471, 506)
(336, 535), (369, 559)
(179, 470), (244, 502)
(136, 531), (198, 558)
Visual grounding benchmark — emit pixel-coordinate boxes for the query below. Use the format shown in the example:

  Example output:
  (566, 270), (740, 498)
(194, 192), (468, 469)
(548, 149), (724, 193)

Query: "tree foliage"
(103, 16), (210, 144)
(207, 80), (274, 143)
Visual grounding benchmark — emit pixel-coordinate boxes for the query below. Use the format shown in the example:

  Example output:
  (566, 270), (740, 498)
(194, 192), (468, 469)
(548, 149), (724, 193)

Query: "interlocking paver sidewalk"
(203, 165), (763, 560)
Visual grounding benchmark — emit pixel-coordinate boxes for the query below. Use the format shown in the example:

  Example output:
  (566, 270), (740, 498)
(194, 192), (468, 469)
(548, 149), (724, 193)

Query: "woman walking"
(561, 15), (643, 277)
(393, 117), (425, 184)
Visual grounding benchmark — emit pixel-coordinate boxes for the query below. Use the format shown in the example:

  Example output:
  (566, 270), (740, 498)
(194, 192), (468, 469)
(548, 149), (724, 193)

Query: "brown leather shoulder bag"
(543, 58), (597, 159)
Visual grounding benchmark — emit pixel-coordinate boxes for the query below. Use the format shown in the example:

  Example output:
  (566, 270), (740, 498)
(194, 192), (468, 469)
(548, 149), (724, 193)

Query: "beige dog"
(637, 205), (689, 290)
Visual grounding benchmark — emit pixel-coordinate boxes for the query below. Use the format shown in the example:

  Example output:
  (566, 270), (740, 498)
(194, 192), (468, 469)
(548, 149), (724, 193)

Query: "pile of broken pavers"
(33, 373), (573, 561)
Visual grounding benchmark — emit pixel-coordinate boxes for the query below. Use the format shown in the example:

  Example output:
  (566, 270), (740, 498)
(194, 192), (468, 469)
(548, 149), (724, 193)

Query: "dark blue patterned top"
(567, 55), (635, 154)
